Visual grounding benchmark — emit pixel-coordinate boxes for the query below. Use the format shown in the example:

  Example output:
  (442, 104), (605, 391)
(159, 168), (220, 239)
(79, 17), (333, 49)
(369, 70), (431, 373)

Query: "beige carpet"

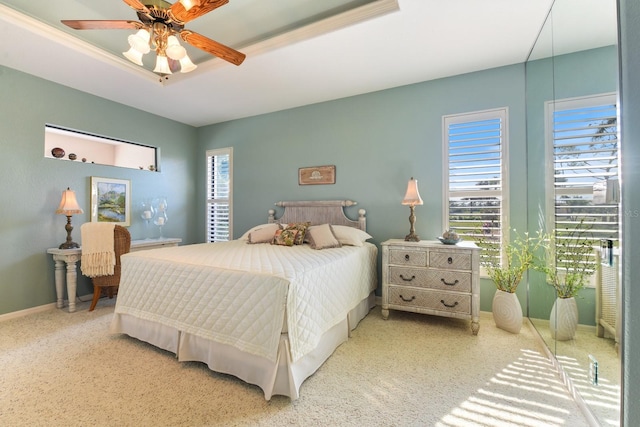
(0, 300), (591, 427)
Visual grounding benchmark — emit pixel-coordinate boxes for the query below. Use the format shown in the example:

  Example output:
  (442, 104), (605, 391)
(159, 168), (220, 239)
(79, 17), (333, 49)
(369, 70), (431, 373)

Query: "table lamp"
(56, 187), (84, 249)
(401, 177), (423, 242)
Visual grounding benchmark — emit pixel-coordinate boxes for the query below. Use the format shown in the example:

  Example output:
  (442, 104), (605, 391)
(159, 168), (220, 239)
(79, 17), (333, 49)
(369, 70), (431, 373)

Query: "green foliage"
(476, 229), (545, 293)
(534, 218), (597, 299)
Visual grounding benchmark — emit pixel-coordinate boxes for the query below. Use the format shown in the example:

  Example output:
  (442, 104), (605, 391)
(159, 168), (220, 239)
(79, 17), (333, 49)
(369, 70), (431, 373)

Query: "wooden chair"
(89, 225), (131, 311)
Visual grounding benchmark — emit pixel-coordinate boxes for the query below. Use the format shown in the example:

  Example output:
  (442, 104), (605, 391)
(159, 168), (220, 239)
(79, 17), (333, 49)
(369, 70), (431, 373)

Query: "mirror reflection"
(525, 0), (620, 425)
(44, 124), (158, 171)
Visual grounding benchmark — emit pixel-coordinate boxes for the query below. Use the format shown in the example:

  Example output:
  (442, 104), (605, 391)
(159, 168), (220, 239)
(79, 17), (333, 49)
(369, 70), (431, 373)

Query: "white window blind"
(444, 108), (508, 267)
(547, 94), (619, 274)
(206, 148), (232, 242)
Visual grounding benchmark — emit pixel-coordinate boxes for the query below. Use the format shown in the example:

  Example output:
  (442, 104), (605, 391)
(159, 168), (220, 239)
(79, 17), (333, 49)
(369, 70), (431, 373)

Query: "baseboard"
(525, 318), (600, 427)
(0, 293), (95, 322)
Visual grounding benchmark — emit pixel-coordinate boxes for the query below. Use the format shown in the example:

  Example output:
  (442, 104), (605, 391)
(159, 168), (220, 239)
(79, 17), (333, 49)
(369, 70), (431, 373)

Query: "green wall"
(196, 63), (528, 313)
(0, 65), (199, 315)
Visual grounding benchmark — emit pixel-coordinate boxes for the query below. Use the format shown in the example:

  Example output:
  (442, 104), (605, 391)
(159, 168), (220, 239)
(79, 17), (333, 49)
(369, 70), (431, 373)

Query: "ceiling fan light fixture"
(128, 29), (151, 54)
(166, 35), (187, 60)
(153, 55), (172, 75)
(179, 0), (199, 12)
(123, 47), (145, 66)
(179, 55), (197, 73)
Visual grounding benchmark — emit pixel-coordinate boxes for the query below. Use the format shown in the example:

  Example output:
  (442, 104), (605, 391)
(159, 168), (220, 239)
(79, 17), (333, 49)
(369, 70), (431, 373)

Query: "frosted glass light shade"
(166, 36), (187, 60)
(128, 29), (151, 54)
(180, 0), (198, 11)
(123, 47), (144, 65)
(153, 55), (172, 74)
(179, 55), (197, 73)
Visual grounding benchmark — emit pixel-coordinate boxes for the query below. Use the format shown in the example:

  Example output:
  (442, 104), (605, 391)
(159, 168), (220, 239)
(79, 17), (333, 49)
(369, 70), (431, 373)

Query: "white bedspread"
(113, 240), (377, 362)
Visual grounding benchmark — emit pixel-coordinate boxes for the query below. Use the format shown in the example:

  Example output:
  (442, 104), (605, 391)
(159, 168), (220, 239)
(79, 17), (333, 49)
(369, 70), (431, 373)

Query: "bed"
(109, 200), (377, 400)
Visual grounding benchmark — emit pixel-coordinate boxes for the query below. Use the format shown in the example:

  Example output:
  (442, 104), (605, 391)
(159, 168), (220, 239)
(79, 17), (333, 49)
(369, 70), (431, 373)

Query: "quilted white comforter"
(113, 240), (377, 362)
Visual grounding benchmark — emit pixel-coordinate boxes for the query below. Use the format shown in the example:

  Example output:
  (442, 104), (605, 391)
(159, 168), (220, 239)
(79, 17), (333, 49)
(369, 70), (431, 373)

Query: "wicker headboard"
(268, 200), (366, 231)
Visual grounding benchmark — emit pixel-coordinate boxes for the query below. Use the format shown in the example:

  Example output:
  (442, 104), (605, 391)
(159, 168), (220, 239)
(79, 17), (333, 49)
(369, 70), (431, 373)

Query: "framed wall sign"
(298, 165), (336, 185)
(90, 176), (131, 226)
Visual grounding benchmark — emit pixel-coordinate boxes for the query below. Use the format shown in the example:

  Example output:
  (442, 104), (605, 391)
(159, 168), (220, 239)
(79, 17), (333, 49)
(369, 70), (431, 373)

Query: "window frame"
(206, 147), (233, 242)
(443, 107), (509, 275)
(544, 93), (619, 287)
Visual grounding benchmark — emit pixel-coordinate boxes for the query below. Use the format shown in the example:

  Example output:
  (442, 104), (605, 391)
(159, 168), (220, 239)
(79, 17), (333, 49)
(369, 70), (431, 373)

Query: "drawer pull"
(440, 300), (459, 308)
(448, 257), (453, 264)
(405, 254), (410, 261)
(400, 274), (415, 282)
(400, 295), (416, 302)
(440, 278), (459, 286)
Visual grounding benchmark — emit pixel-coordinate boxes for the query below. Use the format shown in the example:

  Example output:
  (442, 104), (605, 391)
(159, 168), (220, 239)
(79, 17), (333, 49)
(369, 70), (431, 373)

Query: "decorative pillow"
(240, 223), (279, 241)
(283, 222), (311, 245)
(307, 224), (342, 250)
(332, 225), (372, 246)
(247, 223), (281, 244)
(272, 229), (299, 246)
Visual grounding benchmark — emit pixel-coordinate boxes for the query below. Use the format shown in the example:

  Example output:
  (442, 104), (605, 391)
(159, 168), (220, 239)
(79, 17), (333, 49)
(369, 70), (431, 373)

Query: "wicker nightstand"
(381, 239), (480, 335)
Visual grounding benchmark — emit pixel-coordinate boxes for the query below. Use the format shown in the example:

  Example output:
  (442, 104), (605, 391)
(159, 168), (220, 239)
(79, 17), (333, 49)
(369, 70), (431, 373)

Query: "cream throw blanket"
(80, 223), (116, 278)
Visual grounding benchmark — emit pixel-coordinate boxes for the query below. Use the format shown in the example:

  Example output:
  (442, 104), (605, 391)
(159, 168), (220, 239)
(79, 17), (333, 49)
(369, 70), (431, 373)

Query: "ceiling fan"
(61, 0), (246, 77)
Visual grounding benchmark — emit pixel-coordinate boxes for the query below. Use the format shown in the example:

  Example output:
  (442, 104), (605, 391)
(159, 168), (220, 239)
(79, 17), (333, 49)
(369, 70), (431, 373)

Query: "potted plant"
(476, 229), (544, 333)
(535, 219), (596, 341)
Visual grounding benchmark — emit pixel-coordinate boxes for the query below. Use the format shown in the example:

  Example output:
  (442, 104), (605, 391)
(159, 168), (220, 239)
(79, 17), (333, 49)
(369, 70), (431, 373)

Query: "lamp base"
(404, 233), (420, 242)
(59, 241), (80, 250)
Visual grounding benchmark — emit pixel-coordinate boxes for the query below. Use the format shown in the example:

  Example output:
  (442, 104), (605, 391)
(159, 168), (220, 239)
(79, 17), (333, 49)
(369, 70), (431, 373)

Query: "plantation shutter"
(444, 108), (508, 267)
(206, 148), (232, 242)
(549, 94), (619, 271)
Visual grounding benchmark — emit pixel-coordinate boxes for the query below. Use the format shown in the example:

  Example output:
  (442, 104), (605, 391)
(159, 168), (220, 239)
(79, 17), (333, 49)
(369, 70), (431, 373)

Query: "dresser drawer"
(388, 267), (472, 292)
(388, 287), (471, 315)
(429, 251), (472, 270)
(389, 249), (427, 267)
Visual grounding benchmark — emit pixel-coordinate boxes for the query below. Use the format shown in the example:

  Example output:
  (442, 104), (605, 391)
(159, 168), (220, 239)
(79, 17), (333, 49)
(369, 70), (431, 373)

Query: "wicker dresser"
(381, 239), (480, 335)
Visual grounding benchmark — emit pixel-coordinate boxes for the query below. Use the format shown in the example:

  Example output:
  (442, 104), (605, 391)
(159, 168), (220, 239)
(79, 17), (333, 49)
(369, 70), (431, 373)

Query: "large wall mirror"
(44, 124), (158, 171)
(525, 0), (620, 425)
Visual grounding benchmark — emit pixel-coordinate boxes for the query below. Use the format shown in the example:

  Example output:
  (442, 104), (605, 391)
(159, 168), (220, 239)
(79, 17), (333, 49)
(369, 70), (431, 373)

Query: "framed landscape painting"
(90, 177), (131, 226)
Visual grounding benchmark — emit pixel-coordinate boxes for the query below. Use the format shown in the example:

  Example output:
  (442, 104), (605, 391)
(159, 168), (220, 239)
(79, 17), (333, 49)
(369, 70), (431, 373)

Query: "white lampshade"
(402, 177), (423, 206)
(179, 55), (197, 73)
(153, 55), (172, 75)
(123, 47), (144, 65)
(56, 187), (84, 215)
(166, 35), (187, 60)
(128, 29), (151, 54)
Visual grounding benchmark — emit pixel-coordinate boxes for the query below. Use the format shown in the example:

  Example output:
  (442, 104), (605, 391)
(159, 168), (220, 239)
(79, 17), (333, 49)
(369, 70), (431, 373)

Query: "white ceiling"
(0, 0), (617, 127)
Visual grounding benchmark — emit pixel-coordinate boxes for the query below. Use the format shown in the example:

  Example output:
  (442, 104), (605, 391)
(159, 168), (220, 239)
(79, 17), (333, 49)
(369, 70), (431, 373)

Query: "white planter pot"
(492, 289), (523, 334)
(550, 297), (578, 341)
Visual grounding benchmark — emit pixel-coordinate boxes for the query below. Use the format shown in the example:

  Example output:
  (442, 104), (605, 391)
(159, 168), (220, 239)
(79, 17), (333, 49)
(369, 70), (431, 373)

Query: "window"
(206, 148), (233, 242)
(546, 94), (619, 278)
(443, 108), (508, 268)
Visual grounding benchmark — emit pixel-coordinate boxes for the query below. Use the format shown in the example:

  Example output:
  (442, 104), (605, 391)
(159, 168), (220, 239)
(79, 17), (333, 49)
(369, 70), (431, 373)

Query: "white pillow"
(307, 224), (341, 250)
(248, 224), (281, 244)
(240, 223), (279, 241)
(331, 225), (372, 246)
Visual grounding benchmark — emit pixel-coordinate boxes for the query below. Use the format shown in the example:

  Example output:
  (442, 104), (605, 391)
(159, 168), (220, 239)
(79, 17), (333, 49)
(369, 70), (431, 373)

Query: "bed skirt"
(110, 291), (375, 400)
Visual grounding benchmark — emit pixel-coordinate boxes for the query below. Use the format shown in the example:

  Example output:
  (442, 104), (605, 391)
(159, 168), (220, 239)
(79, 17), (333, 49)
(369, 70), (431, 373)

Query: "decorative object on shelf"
(55, 187), (84, 249)
(51, 147), (65, 158)
(68, 153), (77, 160)
(438, 230), (461, 245)
(298, 165), (336, 185)
(140, 199), (156, 239)
(153, 197), (168, 238)
(401, 177), (423, 242)
(90, 177), (131, 226)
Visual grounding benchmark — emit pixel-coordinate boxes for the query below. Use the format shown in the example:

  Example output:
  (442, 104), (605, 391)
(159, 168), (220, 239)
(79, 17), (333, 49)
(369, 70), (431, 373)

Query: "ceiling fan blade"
(169, 0), (229, 24)
(180, 30), (245, 66)
(122, 0), (150, 14)
(61, 20), (142, 30)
